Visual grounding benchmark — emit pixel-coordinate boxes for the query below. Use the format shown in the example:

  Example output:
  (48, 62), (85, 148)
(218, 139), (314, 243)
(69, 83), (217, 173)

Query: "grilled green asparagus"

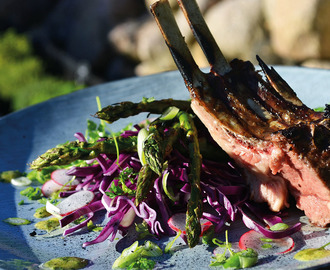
(143, 120), (165, 176)
(95, 98), (191, 123)
(31, 98), (204, 249)
(177, 111), (203, 248)
(135, 164), (158, 206)
(30, 136), (137, 170)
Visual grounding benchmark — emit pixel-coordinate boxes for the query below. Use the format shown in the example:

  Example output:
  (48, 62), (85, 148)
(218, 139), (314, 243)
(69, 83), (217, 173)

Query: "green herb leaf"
(260, 237), (273, 242)
(27, 166), (61, 184)
(127, 257), (155, 270)
(0, 170), (25, 183)
(269, 223), (289, 231)
(112, 241), (162, 269)
(261, 243), (273, 249)
(223, 253), (240, 269)
(237, 248), (258, 268)
(20, 187), (42, 200)
(294, 241), (330, 261)
(314, 107), (325, 112)
(34, 206), (51, 218)
(43, 257), (89, 270)
(210, 253), (227, 266)
(202, 226), (215, 246)
(135, 222), (154, 239)
(34, 217), (59, 232)
(3, 217), (31, 226)
(210, 231), (258, 269)
(18, 200), (25, 205)
(106, 168), (137, 199)
(165, 230), (182, 253)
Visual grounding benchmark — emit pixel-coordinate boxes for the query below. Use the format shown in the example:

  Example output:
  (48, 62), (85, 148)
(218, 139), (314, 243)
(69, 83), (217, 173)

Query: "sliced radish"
(119, 207), (136, 228)
(42, 180), (64, 197)
(11, 176), (32, 186)
(51, 169), (80, 186)
(42, 169), (80, 197)
(46, 190), (95, 217)
(239, 230), (295, 255)
(168, 213), (213, 236)
(46, 200), (62, 218)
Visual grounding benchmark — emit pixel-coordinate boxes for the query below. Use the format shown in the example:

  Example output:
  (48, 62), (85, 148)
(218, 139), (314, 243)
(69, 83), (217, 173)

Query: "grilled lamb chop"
(151, 0), (330, 226)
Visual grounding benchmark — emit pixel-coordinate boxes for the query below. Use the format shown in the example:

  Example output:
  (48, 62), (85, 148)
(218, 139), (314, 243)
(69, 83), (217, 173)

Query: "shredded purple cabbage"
(58, 129), (301, 247)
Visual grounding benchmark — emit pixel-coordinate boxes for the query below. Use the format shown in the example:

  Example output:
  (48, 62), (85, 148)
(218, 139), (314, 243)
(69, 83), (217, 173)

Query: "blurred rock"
(108, 18), (143, 61)
(30, 0), (147, 82)
(302, 59), (330, 70)
(264, 0), (330, 61)
(201, 0), (270, 66)
(1, 0), (330, 86)
(34, 0), (145, 61)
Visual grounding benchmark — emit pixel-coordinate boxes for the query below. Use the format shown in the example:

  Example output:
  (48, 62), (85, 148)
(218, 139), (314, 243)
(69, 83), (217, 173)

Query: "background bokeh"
(1, 0), (329, 116)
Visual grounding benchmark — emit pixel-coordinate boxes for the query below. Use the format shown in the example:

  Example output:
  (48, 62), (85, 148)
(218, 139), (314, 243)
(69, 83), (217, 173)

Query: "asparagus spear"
(177, 111), (203, 248)
(30, 136), (137, 170)
(95, 98), (191, 123)
(136, 120), (181, 205)
(142, 111), (203, 247)
(143, 120), (165, 176)
(143, 119), (181, 175)
(135, 164), (158, 206)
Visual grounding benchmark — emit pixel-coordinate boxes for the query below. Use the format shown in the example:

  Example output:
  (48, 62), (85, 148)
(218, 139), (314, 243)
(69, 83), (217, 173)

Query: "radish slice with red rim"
(41, 179), (78, 197)
(46, 200), (62, 218)
(168, 213), (213, 236)
(51, 169), (80, 186)
(239, 230), (295, 255)
(47, 190), (95, 217)
(42, 180), (64, 197)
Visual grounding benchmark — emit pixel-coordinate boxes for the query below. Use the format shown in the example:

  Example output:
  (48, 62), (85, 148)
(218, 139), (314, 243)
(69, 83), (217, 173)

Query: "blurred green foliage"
(0, 29), (83, 114)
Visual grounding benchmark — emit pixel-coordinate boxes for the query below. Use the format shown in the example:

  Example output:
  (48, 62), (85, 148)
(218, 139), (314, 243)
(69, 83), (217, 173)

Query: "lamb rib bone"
(150, 0), (330, 226)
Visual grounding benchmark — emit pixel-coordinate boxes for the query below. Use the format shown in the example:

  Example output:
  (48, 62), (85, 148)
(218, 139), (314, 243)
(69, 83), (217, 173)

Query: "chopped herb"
(261, 243), (273, 249)
(0, 170), (25, 183)
(3, 217), (31, 226)
(135, 221), (154, 239)
(34, 206), (51, 218)
(202, 225), (215, 246)
(0, 259), (38, 270)
(314, 107), (325, 112)
(18, 200), (25, 205)
(37, 197), (58, 206)
(210, 231), (258, 269)
(127, 257), (156, 270)
(27, 166), (61, 184)
(269, 223), (289, 231)
(87, 220), (103, 232)
(35, 217), (59, 232)
(294, 241), (330, 261)
(106, 168), (137, 199)
(112, 241), (162, 269)
(42, 257), (89, 270)
(260, 237), (273, 242)
(142, 97), (155, 103)
(20, 186), (42, 200)
(165, 230), (182, 254)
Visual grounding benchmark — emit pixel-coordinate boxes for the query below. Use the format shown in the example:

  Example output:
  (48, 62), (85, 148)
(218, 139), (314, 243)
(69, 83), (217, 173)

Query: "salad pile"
(6, 97), (303, 268)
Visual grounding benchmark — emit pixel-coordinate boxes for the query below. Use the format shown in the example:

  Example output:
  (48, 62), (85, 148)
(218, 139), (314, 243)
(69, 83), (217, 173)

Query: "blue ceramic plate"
(0, 67), (329, 269)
